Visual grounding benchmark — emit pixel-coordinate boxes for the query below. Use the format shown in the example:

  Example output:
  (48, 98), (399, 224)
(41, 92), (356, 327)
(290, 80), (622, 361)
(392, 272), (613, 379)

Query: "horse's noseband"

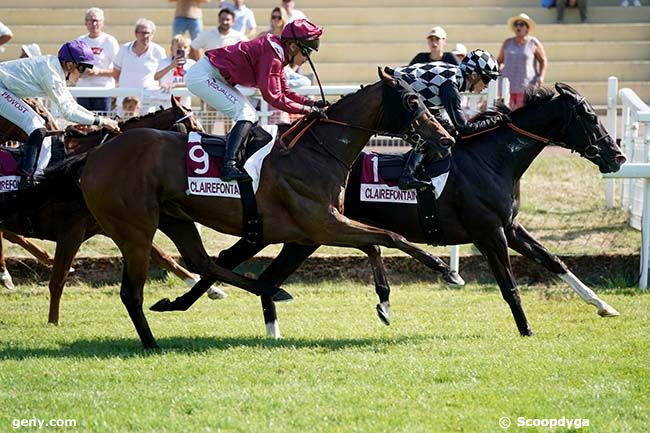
(561, 96), (609, 161)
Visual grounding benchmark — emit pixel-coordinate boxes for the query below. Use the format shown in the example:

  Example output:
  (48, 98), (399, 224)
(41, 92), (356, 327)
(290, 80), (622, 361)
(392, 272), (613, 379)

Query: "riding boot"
(221, 120), (253, 182)
(398, 150), (433, 191)
(17, 128), (47, 190)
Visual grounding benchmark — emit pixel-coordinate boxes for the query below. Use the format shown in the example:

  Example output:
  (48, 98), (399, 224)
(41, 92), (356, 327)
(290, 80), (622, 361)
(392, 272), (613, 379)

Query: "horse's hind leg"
(47, 228), (86, 325)
(0, 233), (14, 290)
(505, 220), (619, 317)
(359, 245), (391, 325)
(4, 232), (54, 266)
(474, 227), (533, 336)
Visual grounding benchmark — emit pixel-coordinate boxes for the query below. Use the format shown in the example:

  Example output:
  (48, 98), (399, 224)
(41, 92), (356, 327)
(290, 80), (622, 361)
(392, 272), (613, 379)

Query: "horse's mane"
(119, 106), (173, 128)
(470, 86), (556, 123)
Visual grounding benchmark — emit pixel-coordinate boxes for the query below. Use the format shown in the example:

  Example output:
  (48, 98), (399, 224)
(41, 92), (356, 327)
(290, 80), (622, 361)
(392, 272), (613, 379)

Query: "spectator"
(282, 0), (307, 23)
(76, 8), (120, 114)
(451, 43), (467, 63)
(0, 40), (119, 187)
(113, 18), (166, 111)
(0, 22), (12, 53)
(409, 27), (458, 66)
(497, 13), (547, 110)
(220, 1), (257, 39)
(155, 34), (196, 108)
(258, 7), (289, 38)
(122, 96), (141, 118)
(557, 0), (588, 23)
(170, 0), (209, 40)
(191, 8), (247, 57)
(20, 44), (42, 59)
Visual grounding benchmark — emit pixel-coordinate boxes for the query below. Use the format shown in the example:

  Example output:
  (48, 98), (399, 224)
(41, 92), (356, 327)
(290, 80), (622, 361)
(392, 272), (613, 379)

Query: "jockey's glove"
(307, 106), (328, 120)
(98, 116), (121, 133)
(496, 113), (512, 125)
(313, 99), (330, 109)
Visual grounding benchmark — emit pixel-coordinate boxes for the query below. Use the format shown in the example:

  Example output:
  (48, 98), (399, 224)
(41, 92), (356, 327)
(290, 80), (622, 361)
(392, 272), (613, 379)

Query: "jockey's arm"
(439, 81), (504, 136)
(258, 60), (312, 115)
(43, 70), (98, 125)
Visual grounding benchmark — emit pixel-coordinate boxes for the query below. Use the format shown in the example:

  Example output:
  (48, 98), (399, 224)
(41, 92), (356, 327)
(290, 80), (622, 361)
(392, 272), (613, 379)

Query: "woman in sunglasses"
(497, 13), (547, 109)
(258, 6), (289, 38)
(0, 39), (119, 188)
(391, 49), (507, 190)
(186, 18), (327, 182)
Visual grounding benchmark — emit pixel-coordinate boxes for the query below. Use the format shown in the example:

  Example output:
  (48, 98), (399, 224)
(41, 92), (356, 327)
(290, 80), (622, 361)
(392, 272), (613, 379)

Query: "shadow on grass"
(0, 333), (481, 361)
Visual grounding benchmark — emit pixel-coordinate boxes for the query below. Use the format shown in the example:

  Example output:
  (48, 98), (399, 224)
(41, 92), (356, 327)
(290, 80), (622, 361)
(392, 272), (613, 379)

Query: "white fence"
(603, 76), (650, 288)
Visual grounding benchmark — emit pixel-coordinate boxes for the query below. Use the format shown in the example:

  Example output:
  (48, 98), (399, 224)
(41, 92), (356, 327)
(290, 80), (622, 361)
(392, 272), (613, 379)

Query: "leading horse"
(164, 83), (626, 338)
(48, 69), (456, 348)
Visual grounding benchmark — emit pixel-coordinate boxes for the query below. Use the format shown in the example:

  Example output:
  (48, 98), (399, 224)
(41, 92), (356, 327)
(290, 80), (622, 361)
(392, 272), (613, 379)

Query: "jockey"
(185, 19), (326, 182)
(0, 39), (120, 187)
(392, 49), (507, 190)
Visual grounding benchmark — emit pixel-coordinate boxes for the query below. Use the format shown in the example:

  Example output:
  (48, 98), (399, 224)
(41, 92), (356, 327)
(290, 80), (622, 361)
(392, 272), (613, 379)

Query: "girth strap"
(236, 179), (263, 244)
(416, 187), (442, 245)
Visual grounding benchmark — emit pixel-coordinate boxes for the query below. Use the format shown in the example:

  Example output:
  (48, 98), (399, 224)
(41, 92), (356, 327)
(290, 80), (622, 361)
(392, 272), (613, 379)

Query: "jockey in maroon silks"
(185, 19), (326, 182)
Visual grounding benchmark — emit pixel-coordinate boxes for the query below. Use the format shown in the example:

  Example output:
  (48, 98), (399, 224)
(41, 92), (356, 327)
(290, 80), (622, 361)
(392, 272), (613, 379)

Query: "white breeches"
(185, 58), (258, 124)
(0, 84), (46, 135)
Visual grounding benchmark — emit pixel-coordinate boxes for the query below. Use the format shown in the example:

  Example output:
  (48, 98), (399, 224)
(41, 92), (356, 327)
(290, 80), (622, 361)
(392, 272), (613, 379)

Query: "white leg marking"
(560, 272), (620, 317)
(184, 277), (228, 300)
(266, 321), (282, 339)
(1, 269), (15, 290)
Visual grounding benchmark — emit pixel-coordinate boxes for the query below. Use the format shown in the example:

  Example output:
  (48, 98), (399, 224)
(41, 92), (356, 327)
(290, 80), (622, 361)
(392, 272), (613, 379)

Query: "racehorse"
(0, 99), (231, 324)
(47, 68), (456, 348)
(159, 83), (626, 338)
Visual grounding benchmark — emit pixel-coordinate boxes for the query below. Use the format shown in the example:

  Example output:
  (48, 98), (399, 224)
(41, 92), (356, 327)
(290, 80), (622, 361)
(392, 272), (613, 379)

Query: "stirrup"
(220, 165), (251, 182)
(17, 174), (35, 190)
(398, 176), (433, 191)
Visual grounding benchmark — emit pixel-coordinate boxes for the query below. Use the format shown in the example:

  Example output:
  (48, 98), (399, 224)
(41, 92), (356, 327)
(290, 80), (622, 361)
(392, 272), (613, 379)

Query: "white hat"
(426, 26), (447, 40)
(451, 43), (468, 56)
(21, 43), (42, 58)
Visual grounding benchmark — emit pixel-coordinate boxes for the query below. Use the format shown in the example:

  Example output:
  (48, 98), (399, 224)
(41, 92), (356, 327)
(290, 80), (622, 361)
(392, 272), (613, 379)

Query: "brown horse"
(48, 69), (456, 348)
(0, 99), (233, 324)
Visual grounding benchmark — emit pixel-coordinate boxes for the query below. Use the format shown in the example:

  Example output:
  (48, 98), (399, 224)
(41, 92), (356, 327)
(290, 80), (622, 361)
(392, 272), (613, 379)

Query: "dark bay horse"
(0, 99), (231, 324)
(48, 69), (456, 348)
(171, 83), (626, 338)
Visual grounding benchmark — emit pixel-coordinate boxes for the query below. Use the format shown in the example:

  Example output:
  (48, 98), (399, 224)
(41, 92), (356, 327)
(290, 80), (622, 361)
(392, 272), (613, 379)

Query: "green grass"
(1, 152), (639, 260)
(1, 280), (648, 433)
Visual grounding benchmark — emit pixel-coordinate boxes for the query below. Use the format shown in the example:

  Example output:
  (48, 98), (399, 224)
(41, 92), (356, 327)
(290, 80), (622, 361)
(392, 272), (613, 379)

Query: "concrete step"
(0, 0), (640, 7)
(2, 7), (649, 26)
(307, 61), (650, 84)
(4, 22), (649, 44)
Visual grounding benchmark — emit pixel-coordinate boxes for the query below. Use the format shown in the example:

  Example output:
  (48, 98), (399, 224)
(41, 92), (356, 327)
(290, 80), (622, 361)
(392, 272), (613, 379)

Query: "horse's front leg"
(505, 220), (619, 317)
(473, 227), (534, 336)
(359, 245), (391, 325)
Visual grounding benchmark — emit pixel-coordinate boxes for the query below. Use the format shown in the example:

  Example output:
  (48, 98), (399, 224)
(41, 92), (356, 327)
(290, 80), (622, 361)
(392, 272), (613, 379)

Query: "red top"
(205, 34), (313, 115)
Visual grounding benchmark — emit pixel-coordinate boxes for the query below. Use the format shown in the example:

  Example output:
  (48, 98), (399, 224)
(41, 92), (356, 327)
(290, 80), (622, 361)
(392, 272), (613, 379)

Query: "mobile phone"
(176, 49), (186, 65)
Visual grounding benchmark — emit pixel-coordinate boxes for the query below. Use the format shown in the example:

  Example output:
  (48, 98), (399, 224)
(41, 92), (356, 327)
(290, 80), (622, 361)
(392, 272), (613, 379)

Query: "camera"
(176, 49), (186, 66)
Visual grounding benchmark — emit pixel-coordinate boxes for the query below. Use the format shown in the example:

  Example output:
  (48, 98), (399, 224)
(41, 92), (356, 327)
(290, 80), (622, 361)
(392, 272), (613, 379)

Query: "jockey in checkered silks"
(390, 49), (507, 191)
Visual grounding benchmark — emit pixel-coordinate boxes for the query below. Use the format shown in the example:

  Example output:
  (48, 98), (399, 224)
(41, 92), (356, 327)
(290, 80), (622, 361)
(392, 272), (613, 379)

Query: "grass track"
(1, 280), (648, 432)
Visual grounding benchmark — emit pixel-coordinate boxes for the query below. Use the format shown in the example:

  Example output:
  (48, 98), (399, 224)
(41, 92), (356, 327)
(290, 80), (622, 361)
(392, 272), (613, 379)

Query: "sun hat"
(21, 43), (42, 58)
(426, 26), (447, 40)
(451, 43), (467, 56)
(507, 13), (536, 32)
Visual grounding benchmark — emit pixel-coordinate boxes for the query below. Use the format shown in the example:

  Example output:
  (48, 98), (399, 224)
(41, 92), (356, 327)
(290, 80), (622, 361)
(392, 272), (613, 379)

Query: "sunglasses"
(271, 15), (282, 20)
(76, 64), (91, 73)
(514, 21), (528, 27)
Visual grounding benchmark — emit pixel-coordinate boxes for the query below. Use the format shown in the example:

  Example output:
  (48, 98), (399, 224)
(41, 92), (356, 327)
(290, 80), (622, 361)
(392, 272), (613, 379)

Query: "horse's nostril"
(615, 154), (627, 165)
(441, 137), (455, 148)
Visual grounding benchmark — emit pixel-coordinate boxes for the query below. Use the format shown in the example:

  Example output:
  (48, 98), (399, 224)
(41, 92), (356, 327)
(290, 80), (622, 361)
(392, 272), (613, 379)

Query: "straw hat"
(507, 13), (536, 33)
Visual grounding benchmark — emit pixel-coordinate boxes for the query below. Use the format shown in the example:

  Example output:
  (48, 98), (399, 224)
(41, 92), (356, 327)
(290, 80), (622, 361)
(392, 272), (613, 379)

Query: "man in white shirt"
(76, 8), (120, 113)
(282, 0), (307, 23)
(190, 8), (247, 58)
(113, 18), (166, 111)
(220, 0), (257, 39)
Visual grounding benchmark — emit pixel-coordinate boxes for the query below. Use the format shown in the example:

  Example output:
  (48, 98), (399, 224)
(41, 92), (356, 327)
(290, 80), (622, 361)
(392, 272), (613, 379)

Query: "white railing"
(603, 78), (650, 289)
(58, 82), (504, 274)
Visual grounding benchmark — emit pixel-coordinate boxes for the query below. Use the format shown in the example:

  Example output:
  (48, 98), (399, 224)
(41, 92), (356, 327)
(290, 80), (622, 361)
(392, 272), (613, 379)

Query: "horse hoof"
(207, 287), (228, 300)
(149, 298), (173, 312)
(376, 302), (391, 325)
(272, 289), (293, 302)
(521, 329), (535, 337)
(1, 271), (15, 290)
(598, 305), (620, 317)
(444, 271), (465, 286)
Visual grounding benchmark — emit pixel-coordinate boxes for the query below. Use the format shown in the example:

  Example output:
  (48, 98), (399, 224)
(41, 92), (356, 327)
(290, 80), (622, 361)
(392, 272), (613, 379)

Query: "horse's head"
(379, 67), (455, 159)
(555, 83), (626, 173)
(169, 96), (205, 133)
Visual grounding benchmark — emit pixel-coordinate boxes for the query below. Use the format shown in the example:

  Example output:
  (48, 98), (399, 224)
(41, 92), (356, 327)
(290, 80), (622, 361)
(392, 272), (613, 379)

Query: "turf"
(0, 280), (647, 433)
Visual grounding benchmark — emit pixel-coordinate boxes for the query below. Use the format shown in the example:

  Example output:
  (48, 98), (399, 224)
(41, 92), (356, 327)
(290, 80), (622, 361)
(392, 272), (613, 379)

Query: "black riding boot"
(221, 120), (253, 182)
(17, 127), (47, 189)
(398, 150), (432, 191)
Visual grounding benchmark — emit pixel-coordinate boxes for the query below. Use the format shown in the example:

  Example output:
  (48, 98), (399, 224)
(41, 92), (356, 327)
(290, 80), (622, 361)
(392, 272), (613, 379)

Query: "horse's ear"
(555, 82), (578, 97)
(171, 95), (179, 107)
(378, 66), (397, 87)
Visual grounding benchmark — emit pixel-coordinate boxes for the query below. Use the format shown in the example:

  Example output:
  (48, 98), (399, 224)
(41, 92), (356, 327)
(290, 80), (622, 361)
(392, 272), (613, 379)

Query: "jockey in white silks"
(0, 39), (120, 187)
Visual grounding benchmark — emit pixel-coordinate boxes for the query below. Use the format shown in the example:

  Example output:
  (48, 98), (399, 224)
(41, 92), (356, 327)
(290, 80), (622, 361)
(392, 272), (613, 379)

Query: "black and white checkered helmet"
(460, 49), (499, 82)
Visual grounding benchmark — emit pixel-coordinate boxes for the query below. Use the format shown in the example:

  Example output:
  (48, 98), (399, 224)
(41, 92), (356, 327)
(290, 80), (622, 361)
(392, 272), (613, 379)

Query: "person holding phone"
(154, 34), (196, 108)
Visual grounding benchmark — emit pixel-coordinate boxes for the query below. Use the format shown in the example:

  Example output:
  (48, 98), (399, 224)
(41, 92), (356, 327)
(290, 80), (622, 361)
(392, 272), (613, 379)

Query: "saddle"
(198, 124), (273, 166)
(375, 150), (451, 182)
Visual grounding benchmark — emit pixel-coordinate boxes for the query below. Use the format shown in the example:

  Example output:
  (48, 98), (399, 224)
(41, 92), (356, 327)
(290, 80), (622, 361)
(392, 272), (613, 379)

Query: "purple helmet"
(57, 40), (95, 66)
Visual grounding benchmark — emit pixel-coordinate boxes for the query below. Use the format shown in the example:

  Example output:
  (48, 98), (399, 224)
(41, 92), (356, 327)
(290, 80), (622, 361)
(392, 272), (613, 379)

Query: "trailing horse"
(168, 83), (626, 338)
(47, 69), (456, 348)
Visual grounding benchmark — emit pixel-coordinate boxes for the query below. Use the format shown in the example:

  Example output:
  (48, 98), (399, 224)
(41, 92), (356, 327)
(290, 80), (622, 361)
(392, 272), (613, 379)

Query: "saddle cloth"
(359, 151), (450, 204)
(0, 137), (53, 193)
(186, 125), (277, 197)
